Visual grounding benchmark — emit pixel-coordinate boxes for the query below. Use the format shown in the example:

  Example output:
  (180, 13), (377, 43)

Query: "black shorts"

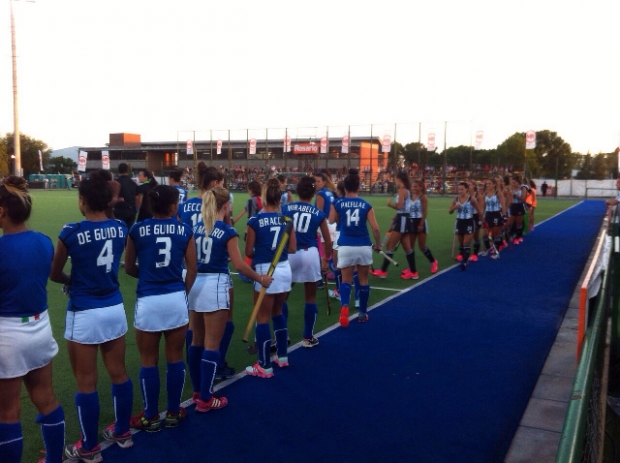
(484, 211), (503, 228)
(391, 214), (413, 234)
(455, 218), (475, 236)
(510, 203), (526, 217)
(409, 217), (427, 234)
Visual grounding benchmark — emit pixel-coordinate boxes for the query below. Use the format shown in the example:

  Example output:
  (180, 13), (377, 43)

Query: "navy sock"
(111, 379), (133, 435)
(303, 303), (318, 339)
(199, 350), (220, 402)
(340, 282), (351, 307)
(36, 405), (65, 463)
(255, 323), (271, 369)
(516, 226), (524, 238)
(281, 302), (289, 321)
(473, 240), (480, 255)
(166, 361), (185, 414)
(423, 247), (435, 262)
(462, 246), (471, 262)
(188, 345), (204, 394)
(139, 366), (160, 419)
(0, 422), (22, 463)
(218, 321), (234, 367)
(185, 328), (193, 362)
(483, 237), (490, 250)
(75, 391), (99, 450)
(359, 284), (370, 315)
(406, 251), (417, 272)
(353, 271), (360, 301)
(272, 314), (288, 358)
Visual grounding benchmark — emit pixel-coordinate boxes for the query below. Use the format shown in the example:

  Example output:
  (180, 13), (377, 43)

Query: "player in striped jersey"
(480, 178), (506, 258)
(449, 181), (482, 270)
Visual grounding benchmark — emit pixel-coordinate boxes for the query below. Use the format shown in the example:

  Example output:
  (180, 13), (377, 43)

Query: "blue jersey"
(128, 217), (192, 297)
(59, 219), (127, 312)
(193, 220), (238, 273)
(178, 197), (203, 228)
(172, 185), (188, 205)
(282, 202), (325, 249)
(334, 197), (372, 246)
(0, 231), (53, 317)
(315, 187), (334, 218)
(247, 212), (290, 265)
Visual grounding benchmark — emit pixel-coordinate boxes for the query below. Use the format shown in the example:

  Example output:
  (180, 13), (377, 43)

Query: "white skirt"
(64, 303), (128, 344)
(0, 310), (59, 379)
(253, 261), (292, 294)
(134, 290), (189, 332)
(289, 247), (321, 283)
(188, 273), (230, 313)
(337, 245), (373, 268)
(332, 230), (340, 251)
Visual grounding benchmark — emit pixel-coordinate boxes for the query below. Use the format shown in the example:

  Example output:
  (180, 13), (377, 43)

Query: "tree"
(532, 130), (573, 178)
(1, 132), (51, 177)
(0, 139), (7, 175)
(47, 156), (77, 174)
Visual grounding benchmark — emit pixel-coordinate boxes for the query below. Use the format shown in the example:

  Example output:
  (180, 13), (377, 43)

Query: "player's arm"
(318, 218), (332, 264)
(328, 203), (338, 225)
(287, 227), (296, 254)
(387, 189), (406, 210)
(471, 195), (483, 216)
(366, 208), (382, 251)
(229, 236), (273, 287)
(50, 239), (71, 285)
(448, 198), (459, 214)
(606, 197), (620, 206)
(419, 195), (429, 232)
(184, 236), (197, 293)
(315, 194), (324, 213)
(124, 235), (139, 278)
(245, 226), (255, 259)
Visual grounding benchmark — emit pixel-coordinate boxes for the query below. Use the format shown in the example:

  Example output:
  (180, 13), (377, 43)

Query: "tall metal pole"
(10, 0), (21, 176)
(442, 121), (447, 195)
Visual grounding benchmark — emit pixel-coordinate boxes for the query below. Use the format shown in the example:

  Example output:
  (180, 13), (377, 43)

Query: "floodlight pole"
(10, 0), (21, 176)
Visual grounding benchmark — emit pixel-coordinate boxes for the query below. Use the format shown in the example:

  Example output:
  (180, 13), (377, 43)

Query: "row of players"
(0, 166), (382, 463)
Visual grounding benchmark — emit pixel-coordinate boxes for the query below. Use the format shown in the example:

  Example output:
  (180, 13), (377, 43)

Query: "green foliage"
(47, 155), (77, 174)
(2, 132), (51, 177)
(0, 138), (7, 175)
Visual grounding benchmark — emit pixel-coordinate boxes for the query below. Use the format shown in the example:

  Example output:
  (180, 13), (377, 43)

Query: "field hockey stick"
(322, 270), (332, 315)
(379, 250), (398, 266)
(242, 217), (293, 343)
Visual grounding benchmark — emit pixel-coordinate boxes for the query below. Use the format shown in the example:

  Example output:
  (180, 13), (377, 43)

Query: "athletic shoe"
(273, 356), (289, 367)
(370, 269), (387, 278)
(469, 254), (478, 262)
(239, 274), (252, 283)
(491, 252), (500, 260)
(401, 269), (419, 280)
(165, 407), (187, 428)
(195, 395), (228, 412)
(215, 362), (236, 380)
(245, 363), (274, 378)
(326, 272), (335, 280)
(357, 313), (369, 323)
(302, 337), (320, 348)
(339, 305), (350, 327)
(455, 254), (463, 262)
(191, 391), (200, 404)
(328, 289), (340, 299)
(430, 260), (438, 273)
(478, 249), (488, 257)
(64, 440), (103, 463)
(102, 423), (133, 449)
(129, 411), (161, 432)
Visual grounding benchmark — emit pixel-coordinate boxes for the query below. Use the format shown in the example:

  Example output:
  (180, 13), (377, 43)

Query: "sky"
(0, 0), (618, 154)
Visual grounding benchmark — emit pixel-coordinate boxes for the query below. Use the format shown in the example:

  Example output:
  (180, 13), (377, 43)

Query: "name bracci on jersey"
(138, 223), (188, 237)
(257, 216), (285, 227)
(77, 225), (125, 245)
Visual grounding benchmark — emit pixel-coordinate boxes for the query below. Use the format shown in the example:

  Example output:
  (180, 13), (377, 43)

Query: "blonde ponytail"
(201, 186), (230, 235)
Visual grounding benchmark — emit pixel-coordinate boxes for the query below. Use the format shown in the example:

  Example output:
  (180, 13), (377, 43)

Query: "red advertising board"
(293, 143), (319, 155)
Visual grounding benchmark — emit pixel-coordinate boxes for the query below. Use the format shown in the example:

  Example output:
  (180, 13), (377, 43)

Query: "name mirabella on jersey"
(285, 203), (321, 216)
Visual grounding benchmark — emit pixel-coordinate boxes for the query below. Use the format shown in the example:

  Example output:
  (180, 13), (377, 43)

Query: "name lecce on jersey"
(59, 219), (127, 311)
(128, 217), (193, 297)
(247, 212), (290, 265)
(193, 220), (238, 274)
(178, 197), (203, 227)
(282, 202), (325, 250)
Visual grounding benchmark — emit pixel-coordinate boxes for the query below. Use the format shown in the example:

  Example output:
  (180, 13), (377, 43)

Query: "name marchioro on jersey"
(138, 223), (187, 237)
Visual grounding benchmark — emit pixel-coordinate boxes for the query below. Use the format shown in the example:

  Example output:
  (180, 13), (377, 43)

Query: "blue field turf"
(102, 200), (606, 463)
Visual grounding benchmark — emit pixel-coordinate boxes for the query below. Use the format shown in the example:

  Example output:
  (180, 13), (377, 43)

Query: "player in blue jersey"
(168, 169), (188, 205)
(329, 169), (382, 325)
(179, 163), (237, 378)
(188, 186), (273, 406)
(245, 179), (296, 378)
(124, 185), (197, 432)
(50, 170), (134, 462)
(449, 182), (483, 270)
(282, 176), (332, 348)
(278, 174), (293, 209)
(0, 177), (65, 463)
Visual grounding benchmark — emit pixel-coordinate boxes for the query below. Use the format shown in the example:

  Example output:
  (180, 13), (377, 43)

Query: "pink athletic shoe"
(430, 260), (438, 273)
